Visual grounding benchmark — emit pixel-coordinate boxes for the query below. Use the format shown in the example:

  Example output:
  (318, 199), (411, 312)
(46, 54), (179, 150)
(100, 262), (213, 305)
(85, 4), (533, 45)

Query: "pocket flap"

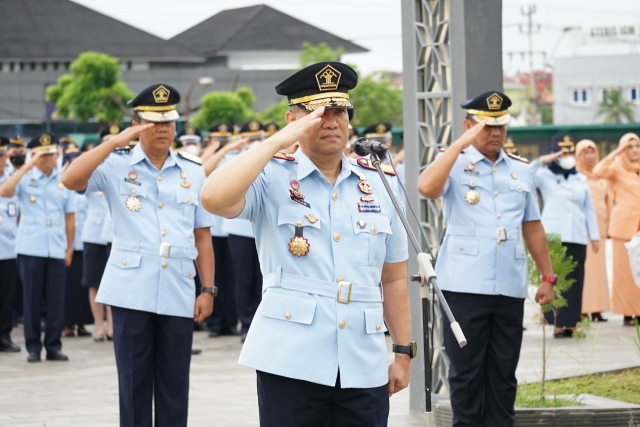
(459, 176), (484, 188)
(351, 214), (393, 235)
(119, 182), (147, 198)
(445, 236), (479, 255)
(509, 182), (530, 192)
(277, 205), (321, 229)
(515, 244), (527, 259)
(181, 261), (196, 278)
(176, 191), (200, 206)
(109, 250), (142, 269)
(261, 291), (317, 325)
(364, 307), (387, 334)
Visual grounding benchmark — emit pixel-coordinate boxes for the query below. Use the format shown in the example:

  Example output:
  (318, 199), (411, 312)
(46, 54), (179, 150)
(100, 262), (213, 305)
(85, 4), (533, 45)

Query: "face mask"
(557, 155), (576, 170)
(9, 154), (25, 167)
(183, 145), (201, 156)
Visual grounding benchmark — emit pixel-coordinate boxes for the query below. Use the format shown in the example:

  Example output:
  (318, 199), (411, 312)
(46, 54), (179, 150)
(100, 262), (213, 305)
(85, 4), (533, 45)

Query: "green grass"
(516, 368), (640, 408)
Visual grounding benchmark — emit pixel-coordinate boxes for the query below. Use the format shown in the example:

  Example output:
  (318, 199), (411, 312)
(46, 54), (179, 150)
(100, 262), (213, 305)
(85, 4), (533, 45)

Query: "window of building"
(570, 88), (590, 106)
(630, 87), (640, 104)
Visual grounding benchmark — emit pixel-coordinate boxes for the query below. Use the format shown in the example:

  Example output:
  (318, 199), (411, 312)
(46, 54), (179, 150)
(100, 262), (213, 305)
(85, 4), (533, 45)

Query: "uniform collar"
(296, 150), (359, 183)
(130, 143), (177, 170)
(31, 166), (58, 181)
(467, 145), (508, 166)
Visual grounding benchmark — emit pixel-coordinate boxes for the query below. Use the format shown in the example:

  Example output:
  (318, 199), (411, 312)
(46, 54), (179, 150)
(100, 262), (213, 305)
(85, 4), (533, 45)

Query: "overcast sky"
(73, 0), (640, 76)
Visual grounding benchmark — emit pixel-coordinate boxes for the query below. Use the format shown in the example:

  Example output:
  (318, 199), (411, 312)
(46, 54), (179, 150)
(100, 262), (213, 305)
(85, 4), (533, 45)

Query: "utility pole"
(520, 5), (540, 125)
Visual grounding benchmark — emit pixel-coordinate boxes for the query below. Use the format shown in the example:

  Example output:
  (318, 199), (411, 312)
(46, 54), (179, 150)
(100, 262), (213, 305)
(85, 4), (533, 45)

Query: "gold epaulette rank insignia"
(506, 152), (529, 164)
(356, 157), (396, 176)
(273, 152), (296, 161)
(177, 151), (202, 165)
(438, 148), (466, 153)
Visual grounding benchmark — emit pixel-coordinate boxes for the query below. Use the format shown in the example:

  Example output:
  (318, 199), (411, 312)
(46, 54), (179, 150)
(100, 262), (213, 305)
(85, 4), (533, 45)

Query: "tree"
(255, 99), (290, 128)
(299, 42), (344, 68)
(190, 88), (254, 129)
(595, 88), (636, 124)
(46, 52), (133, 123)
(349, 73), (403, 127)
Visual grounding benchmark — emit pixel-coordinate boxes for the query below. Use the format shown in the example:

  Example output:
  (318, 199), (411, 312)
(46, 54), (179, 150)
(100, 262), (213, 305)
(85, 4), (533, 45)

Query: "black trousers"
(442, 291), (524, 427)
(228, 235), (262, 333)
(205, 236), (237, 333)
(17, 255), (66, 354)
(111, 306), (193, 427)
(257, 371), (389, 427)
(64, 250), (93, 326)
(0, 258), (18, 338)
(544, 242), (586, 328)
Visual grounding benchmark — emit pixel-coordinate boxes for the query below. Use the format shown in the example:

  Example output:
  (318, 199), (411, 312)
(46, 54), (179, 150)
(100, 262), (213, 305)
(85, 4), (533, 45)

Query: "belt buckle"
(336, 281), (352, 304)
(159, 242), (172, 258)
(496, 227), (507, 244)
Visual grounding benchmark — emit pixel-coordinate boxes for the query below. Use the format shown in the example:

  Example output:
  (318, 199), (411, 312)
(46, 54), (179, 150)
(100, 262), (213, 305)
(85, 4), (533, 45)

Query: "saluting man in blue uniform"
(418, 92), (556, 427)
(0, 133), (76, 363)
(62, 84), (216, 427)
(202, 62), (413, 427)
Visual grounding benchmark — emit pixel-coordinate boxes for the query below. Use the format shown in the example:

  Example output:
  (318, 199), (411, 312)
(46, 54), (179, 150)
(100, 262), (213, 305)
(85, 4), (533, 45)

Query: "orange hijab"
(576, 139), (599, 179)
(615, 133), (640, 173)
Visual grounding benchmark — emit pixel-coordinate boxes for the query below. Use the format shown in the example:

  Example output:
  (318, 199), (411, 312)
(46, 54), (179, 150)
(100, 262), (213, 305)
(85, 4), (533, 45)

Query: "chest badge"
(305, 214), (318, 224)
(128, 171), (138, 181)
(29, 195), (36, 203)
(358, 180), (373, 195)
(356, 218), (366, 229)
(511, 172), (518, 180)
(125, 195), (142, 212)
(289, 180), (310, 208)
(466, 162), (476, 172)
(555, 179), (562, 190)
(465, 188), (480, 205)
(288, 225), (310, 257)
(180, 171), (191, 188)
(360, 195), (375, 203)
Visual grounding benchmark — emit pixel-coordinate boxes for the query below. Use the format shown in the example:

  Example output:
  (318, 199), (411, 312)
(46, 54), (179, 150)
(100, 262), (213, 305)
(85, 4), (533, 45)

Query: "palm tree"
(595, 88), (636, 124)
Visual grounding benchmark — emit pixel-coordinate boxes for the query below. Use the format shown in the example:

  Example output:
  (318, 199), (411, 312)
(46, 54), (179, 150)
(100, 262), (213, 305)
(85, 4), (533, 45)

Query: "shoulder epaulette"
(356, 157), (396, 176)
(272, 152), (296, 161)
(114, 147), (131, 154)
(507, 152), (529, 164)
(437, 148), (466, 154)
(177, 151), (202, 165)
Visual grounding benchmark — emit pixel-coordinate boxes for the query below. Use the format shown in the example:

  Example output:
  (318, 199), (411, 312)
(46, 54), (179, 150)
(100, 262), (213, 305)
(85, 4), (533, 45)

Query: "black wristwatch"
(392, 342), (418, 359)
(201, 286), (218, 297)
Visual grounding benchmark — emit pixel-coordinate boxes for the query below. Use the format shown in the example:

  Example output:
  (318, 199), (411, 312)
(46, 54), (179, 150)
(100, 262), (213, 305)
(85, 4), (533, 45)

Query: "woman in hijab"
(532, 135), (600, 338)
(576, 140), (611, 321)
(594, 133), (640, 326)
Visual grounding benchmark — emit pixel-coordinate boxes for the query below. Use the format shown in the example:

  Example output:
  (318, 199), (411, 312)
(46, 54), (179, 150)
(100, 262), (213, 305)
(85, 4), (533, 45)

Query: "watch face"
(410, 342), (418, 358)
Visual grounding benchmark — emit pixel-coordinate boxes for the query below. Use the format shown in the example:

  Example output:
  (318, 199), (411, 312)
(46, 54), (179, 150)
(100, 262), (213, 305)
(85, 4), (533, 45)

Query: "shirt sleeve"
(64, 190), (77, 214)
(435, 152), (452, 196)
(583, 184), (600, 241)
(384, 176), (409, 263)
(86, 156), (112, 193)
(194, 169), (217, 229)
(237, 161), (271, 223)
(523, 166), (541, 222)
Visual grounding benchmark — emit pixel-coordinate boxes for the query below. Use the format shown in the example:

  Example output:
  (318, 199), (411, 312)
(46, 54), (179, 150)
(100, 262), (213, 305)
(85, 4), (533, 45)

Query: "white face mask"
(557, 155), (576, 170)
(183, 145), (201, 156)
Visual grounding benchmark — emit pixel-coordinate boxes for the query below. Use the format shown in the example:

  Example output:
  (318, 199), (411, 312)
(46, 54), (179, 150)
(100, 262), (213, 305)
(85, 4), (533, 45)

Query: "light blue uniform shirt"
(101, 209), (114, 243)
(435, 146), (541, 299)
(15, 168), (76, 259)
(81, 191), (109, 245)
(0, 170), (20, 260)
(531, 161), (599, 245)
(236, 151), (409, 389)
(73, 193), (87, 251)
(87, 144), (216, 318)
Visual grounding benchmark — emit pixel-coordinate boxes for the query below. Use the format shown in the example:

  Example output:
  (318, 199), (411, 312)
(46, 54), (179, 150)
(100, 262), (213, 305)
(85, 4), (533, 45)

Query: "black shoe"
(77, 326), (92, 337)
(208, 330), (221, 338)
(191, 348), (202, 355)
(590, 313), (608, 322)
(27, 352), (41, 363)
(0, 337), (20, 353)
(624, 316), (637, 327)
(46, 351), (69, 361)
(193, 323), (207, 332)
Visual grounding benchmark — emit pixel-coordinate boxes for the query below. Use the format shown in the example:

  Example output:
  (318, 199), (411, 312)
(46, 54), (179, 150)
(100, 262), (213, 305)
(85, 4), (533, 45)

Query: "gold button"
(296, 220), (302, 227)
(339, 320), (346, 329)
(494, 191), (498, 197)
(121, 260), (126, 266)
(517, 185), (522, 191)
(284, 312), (291, 320)
(157, 176), (162, 181)
(470, 180), (475, 185)
(498, 213), (502, 219)
(336, 276), (344, 283)
(492, 168), (497, 173)
(332, 192), (338, 201)
(158, 203), (163, 209)
(370, 226), (377, 233)
(376, 324), (381, 331)
(130, 189), (136, 195)
(97, 191), (104, 196)
(162, 262), (167, 268)
(161, 230), (166, 237)
(186, 198), (191, 203)
(459, 246), (464, 251)
(333, 233), (341, 242)
(188, 272), (193, 277)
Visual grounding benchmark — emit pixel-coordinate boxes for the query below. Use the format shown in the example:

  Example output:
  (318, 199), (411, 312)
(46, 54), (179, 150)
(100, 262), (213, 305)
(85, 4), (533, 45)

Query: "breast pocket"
(176, 191), (199, 228)
(119, 183), (147, 213)
(277, 205), (322, 261)
(108, 249), (142, 270)
(351, 214), (393, 266)
(507, 181), (530, 209)
(261, 290), (317, 325)
(445, 236), (479, 256)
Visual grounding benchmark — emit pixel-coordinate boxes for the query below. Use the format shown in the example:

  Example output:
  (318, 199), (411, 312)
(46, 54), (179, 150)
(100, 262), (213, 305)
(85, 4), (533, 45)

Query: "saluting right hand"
(109, 123), (155, 149)
(23, 151), (44, 171)
(268, 107), (325, 151)
(538, 150), (563, 164)
(451, 121), (486, 152)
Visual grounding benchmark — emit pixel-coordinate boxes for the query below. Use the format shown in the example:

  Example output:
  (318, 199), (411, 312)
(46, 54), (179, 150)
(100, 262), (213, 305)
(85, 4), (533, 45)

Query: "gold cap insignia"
(559, 135), (575, 152)
(486, 93), (504, 110)
(504, 138), (515, 148)
(375, 123), (387, 134)
(267, 124), (277, 132)
(110, 125), (120, 134)
(40, 134), (51, 145)
(219, 124), (228, 133)
(186, 127), (195, 135)
(152, 85), (170, 104)
(248, 121), (260, 131)
(315, 65), (341, 92)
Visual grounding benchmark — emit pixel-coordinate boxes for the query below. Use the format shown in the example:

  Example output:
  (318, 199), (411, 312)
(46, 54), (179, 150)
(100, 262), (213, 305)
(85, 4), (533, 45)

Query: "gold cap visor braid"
(468, 112), (512, 126)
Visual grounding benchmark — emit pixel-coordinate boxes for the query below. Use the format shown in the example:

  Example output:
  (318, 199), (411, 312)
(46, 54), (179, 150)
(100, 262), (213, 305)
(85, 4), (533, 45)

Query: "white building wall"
(553, 55), (640, 125)
(224, 50), (300, 70)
